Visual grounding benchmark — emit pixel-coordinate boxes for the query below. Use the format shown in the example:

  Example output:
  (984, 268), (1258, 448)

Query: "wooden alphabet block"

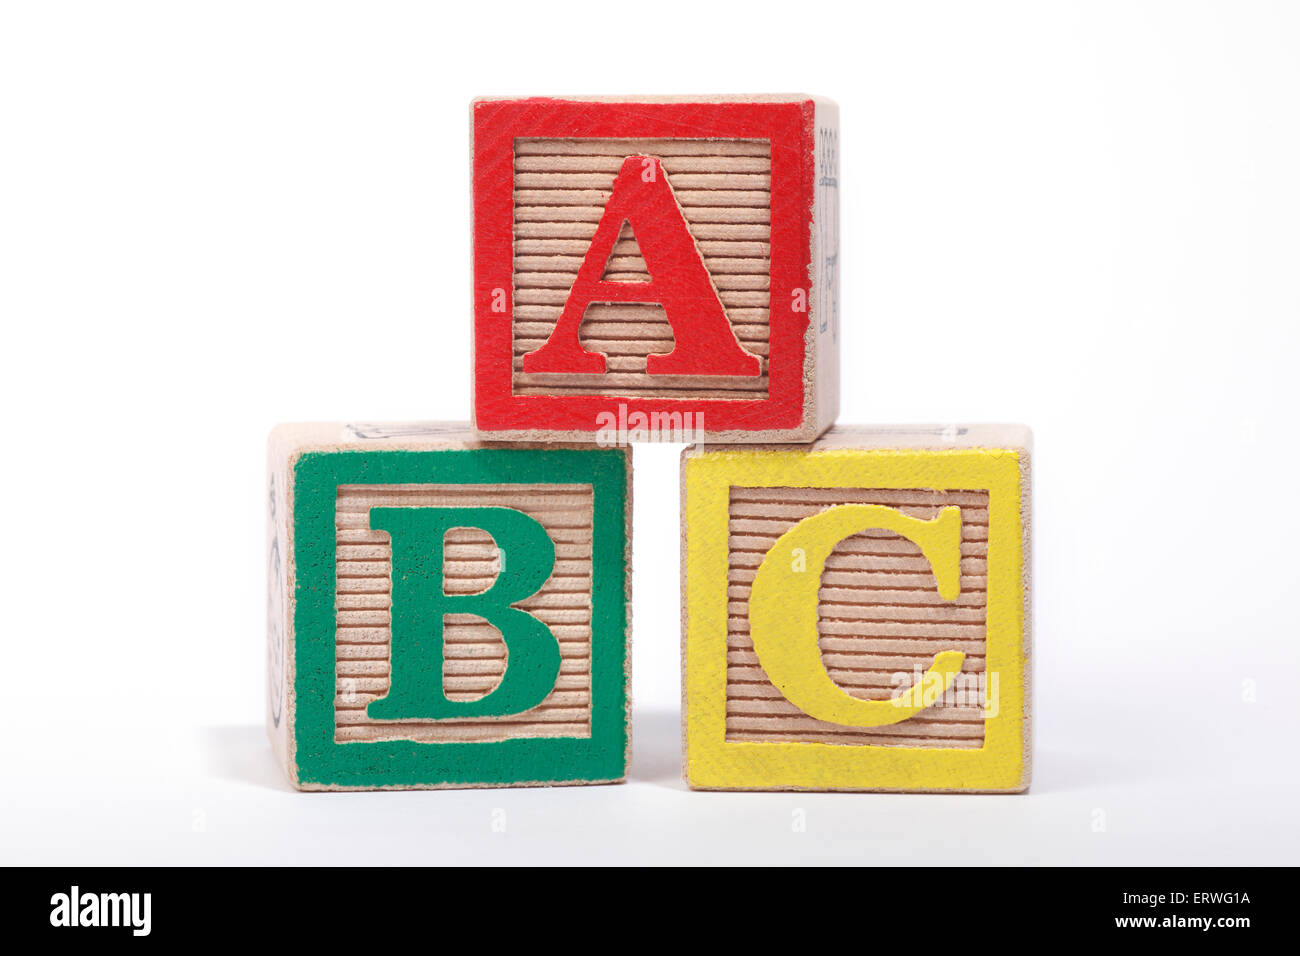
(681, 426), (1032, 792)
(267, 422), (631, 790)
(472, 95), (840, 443)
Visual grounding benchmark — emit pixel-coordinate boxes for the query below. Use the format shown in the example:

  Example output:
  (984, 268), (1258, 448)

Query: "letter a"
(366, 506), (560, 720)
(521, 155), (760, 377)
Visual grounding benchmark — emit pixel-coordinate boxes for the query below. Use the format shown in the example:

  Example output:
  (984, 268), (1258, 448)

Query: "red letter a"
(521, 155), (761, 377)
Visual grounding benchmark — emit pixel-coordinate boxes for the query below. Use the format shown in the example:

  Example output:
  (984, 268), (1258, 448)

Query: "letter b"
(366, 506), (560, 720)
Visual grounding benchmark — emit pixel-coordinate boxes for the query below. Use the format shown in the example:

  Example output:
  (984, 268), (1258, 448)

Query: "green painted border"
(292, 447), (629, 787)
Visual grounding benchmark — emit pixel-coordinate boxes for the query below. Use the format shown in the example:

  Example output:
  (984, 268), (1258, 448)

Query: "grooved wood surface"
(333, 484), (594, 743)
(726, 488), (990, 748)
(512, 138), (771, 399)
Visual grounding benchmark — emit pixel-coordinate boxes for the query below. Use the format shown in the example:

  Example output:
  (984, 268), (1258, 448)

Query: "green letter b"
(365, 506), (560, 720)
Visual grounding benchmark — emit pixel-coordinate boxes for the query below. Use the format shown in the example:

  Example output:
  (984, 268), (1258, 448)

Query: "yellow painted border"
(684, 448), (1027, 791)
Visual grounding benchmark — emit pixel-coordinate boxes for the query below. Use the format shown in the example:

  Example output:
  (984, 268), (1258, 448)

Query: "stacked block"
(267, 423), (630, 790)
(471, 95), (840, 443)
(681, 426), (1032, 792)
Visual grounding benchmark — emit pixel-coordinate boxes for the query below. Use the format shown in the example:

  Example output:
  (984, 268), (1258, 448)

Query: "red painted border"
(473, 98), (815, 433)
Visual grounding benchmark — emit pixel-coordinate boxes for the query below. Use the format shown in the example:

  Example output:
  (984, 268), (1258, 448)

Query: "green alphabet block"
(266, 423), (631, 790)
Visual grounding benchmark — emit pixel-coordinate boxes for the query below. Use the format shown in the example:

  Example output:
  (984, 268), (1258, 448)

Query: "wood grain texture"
(725, 487), (990, 748)
(334, 483), (594, 743)
(512, 137), (771, 399)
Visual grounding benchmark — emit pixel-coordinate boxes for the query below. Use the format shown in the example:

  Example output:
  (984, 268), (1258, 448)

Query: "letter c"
(749, 504), (966, 727)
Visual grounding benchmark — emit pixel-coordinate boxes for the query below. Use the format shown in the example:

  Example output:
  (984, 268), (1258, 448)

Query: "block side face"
(472, 98), (817, 439)
(266, 438), (293, 782)
(808, 97), (840, 437)
(290, 445), (630, 789)
(683, 447), (1029, 792)
(1018, 449), (1033, 792)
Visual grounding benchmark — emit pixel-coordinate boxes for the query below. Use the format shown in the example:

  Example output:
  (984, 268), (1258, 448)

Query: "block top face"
(807, 423), (1031, 453)
(271, 421), (483, 453)
(472, 95), (840, 443)
(269, 420), (628, 454)
(685, 423), (1033, 456)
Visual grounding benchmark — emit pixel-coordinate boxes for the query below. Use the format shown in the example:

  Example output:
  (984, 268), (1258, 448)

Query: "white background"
(2, 1), (1297, 865)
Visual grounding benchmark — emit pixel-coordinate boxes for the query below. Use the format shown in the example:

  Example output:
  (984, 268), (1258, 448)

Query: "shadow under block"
(472, 95), (840, 443)
(681, 426), (1032, 792)
(267, 422), (632, 790)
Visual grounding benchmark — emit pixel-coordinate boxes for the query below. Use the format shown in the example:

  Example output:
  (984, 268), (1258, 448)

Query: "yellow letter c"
(749, 504), (966, 727)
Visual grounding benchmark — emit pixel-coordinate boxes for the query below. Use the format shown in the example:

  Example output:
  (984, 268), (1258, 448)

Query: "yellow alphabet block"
(681, 425), (1032, 792)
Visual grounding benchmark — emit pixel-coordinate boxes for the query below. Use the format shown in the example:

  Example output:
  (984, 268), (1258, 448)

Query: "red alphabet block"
(472, 95), (840, 443)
